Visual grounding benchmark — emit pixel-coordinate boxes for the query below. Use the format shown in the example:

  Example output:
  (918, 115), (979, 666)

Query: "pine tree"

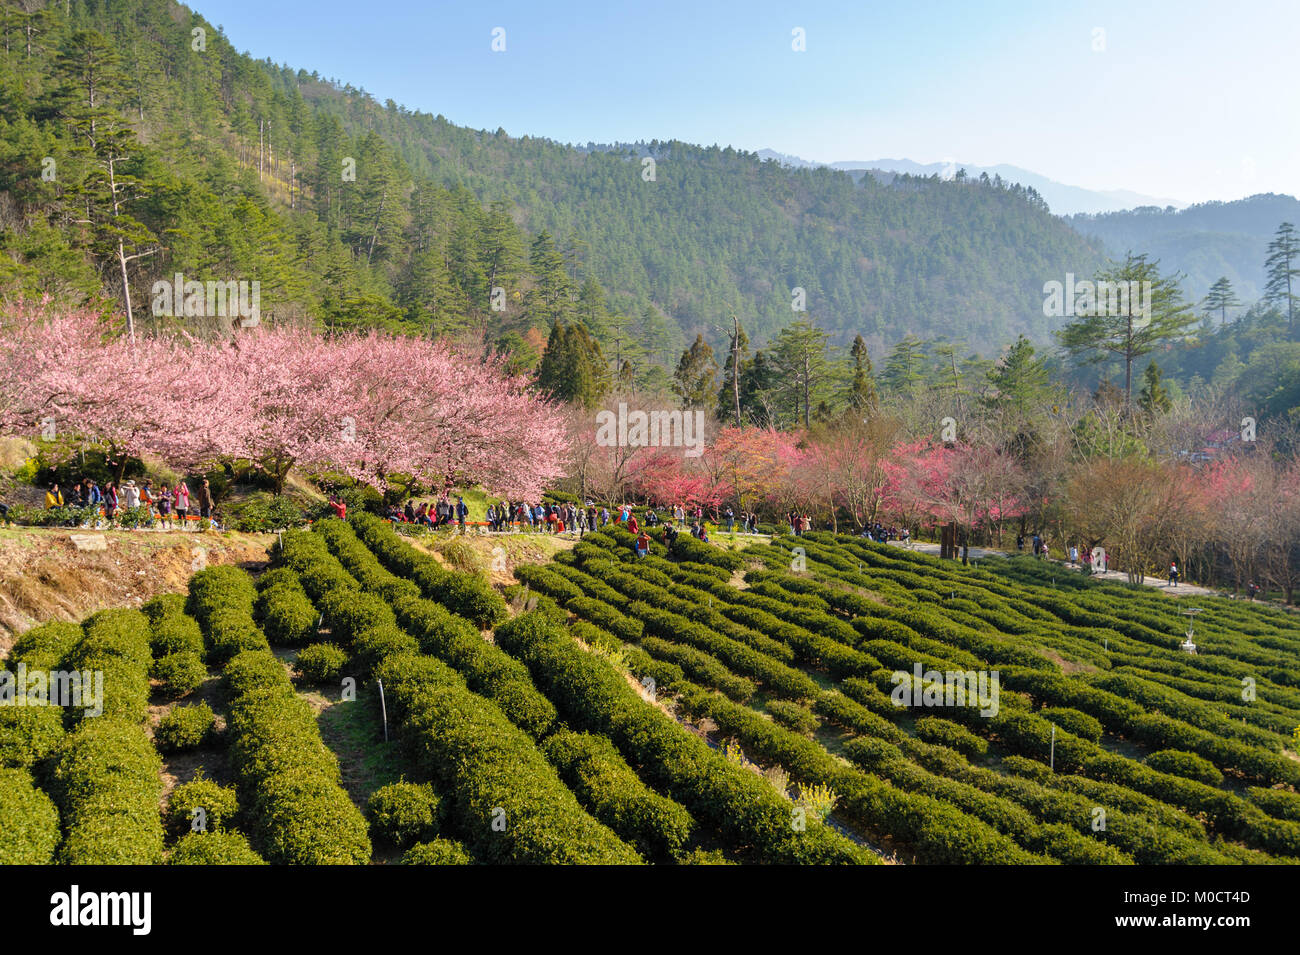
(1264, 223), (1299, 337)
(1056, 253), (1197, 404)
(770, 320), (834, 428)
(880, 334), (929, 399)
(983, 334), (1052, 417)
(1201, 276), (1242, 326)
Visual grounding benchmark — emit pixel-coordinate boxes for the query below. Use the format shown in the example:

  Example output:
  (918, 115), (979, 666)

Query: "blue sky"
(195, 0), (1298, 204)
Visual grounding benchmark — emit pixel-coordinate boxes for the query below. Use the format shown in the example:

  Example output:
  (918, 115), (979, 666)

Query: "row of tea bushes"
(314, 520), (558, 738)
(0, 621), (79, 769)
(350, 513), (507, 628)
(143, 594), (207, 697)
(188, 565), (372, 865)
(542, 729), (694, 862)
(493, 612), (873, 865)
(0, 766), (60, 863)
(372, 651), (642, 864)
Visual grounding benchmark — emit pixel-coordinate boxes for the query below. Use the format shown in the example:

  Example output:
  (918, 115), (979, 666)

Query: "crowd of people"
(860, 520), (909, 544)
(35, 477), (215, 528)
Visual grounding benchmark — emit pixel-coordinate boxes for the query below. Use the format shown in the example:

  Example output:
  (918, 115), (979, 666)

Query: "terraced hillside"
(4, 520), (1297, 865)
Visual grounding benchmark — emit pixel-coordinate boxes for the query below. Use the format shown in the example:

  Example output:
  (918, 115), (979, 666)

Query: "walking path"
(891, 540), (1221, 598)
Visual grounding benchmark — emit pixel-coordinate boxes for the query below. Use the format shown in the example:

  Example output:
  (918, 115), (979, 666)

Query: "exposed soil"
(0, 527), (275, 651)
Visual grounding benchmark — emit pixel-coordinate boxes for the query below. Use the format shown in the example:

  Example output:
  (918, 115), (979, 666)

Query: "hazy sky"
(196, 0), (1299, 205)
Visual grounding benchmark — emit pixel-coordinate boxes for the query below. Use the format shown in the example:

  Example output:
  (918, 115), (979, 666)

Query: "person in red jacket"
(329, 495), (347, 520)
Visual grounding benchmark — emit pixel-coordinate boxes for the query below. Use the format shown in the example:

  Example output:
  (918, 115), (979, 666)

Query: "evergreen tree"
(525, 230), (573, 330)
(880, 334), (929, 399)
(844, 334), (878, 412)
(1264, 223), (1299, 337)
(1056, 253), (1198, 404)
(1201, 276), (1242, 327)
(770, 320), (834, 428)
(537, 321), (609, 407)
(672, 333), (720, 408)
(1138, 360), (1172, 414)
(983, 334), (1052, 417)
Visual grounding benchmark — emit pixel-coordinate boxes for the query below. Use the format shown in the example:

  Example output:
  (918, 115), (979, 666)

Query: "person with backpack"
(1168, 560), (1180, 587)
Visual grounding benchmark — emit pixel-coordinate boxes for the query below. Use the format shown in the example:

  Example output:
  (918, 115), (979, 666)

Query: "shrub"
(49, 717), (163, 864)
(142, 593), (187, 626)
(149, 613), (205, 658)
(187, 565), (257, 627)
(766, 700), (820, 736)
(155, 703), (217, 753)
(0, 704), (65, 769)
(252, 769), (373, 865)
(223, 493), (309, 532)
(260, 585), (320, 647)
(152, 651), (208, 697)
(205, 608), (269, 664)
(1038, 706), (1104, 743)
(168, 831), (266, 865)
(401, 839), (473, 865)
(914, 717), (989, 760)
(296, 643), (349, 684)
(366, 782), (441, 848)
(1146, 749), (1225, 786)
(494, 612), (870, 864)
(0, 768), (60, 863)
(378, 647), (641, 864)
(4, 620), (82, 671)
(166, 775), (238, 838)
(222, 650), (288, 699)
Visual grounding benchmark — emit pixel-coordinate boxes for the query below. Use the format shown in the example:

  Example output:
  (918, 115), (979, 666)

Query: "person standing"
(1169, 560), (1179, 587)
(103, 482), (119, 522)
(157, 484), (173, 528)
(456, 496), (468, 530)
(121, 480), (140, 510)
(198, 479), (214, 521)
(175, 481), (191, 524)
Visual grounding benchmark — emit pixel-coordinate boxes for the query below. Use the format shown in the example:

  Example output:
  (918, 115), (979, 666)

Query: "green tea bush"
(401, 839), (473, 865)
(69, 608), (153, 723)
(166, 776), (238, 838)
(168, 830), (266, 865)
(0, 704), (65, 768)
(49, 717), (163, 864)
(149, 613), (205, 658)
(152, 651), (208, 697)
(366, 781), (442, 848)
(377, 645), (641, 864)
(1038, 706), (1104, 743)
(1146, 749), (1225, 786)
(154, 702), (217, 753)
(259, 584), (319, 647)
(295, 643), (349, 684)
(640, 637), (755, 702)
(766, 700), (820, 736)
(0, 768), (60, 863)
(4, 620), (81, 671)
(187, 565), (257, 627)
(914, 716), (989, 760)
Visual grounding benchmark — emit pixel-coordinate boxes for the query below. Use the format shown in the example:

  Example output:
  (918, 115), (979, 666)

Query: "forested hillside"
(0, 0), (1108, 363)
(1068, 194), (1300, 304)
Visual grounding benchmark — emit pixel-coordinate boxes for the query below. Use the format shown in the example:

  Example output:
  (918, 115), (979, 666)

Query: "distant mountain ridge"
(756, 149), (1187, 216)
